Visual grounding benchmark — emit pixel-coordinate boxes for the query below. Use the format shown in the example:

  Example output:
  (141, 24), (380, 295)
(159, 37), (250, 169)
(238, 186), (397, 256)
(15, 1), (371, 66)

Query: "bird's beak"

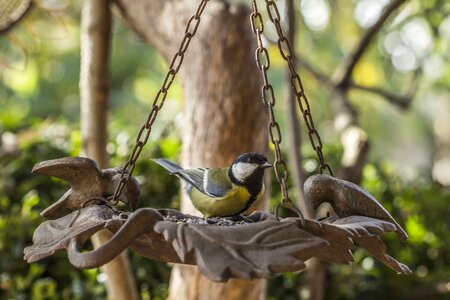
(261, 161), (273, 169)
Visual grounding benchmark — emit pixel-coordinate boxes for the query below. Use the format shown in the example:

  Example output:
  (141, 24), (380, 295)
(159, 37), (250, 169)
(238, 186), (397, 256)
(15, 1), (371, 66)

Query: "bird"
(153, 152), (272, 218)
(32, 157), (140, 219)
(304, 174), (408, 241)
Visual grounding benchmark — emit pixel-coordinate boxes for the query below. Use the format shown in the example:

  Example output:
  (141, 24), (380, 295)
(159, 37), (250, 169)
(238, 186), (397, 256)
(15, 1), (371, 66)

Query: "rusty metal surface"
(304, 174), (408, 241)
(32, 157), (140, 219)
(24, 204), (411, 282)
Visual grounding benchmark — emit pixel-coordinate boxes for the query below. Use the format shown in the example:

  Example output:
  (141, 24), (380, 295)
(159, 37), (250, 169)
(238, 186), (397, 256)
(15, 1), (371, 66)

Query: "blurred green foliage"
(1, 0), (449, 299)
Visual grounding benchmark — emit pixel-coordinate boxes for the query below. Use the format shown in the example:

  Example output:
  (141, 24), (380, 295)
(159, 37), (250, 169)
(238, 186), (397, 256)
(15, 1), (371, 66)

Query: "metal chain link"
(250, 0), (304, 221)
(110, 0), (210, 205)
(264, 0), (333, 176)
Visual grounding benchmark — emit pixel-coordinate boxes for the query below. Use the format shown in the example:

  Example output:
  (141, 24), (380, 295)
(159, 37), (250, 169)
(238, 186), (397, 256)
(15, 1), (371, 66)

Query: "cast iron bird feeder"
(24, 0), (411, 282)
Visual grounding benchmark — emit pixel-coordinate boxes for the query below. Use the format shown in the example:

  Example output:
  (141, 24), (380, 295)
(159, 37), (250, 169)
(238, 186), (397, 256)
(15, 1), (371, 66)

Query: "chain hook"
(250, 0), (304, 222)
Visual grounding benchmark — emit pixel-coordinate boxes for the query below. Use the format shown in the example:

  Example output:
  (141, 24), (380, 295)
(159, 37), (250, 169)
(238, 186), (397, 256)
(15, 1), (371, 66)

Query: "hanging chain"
(250, 0), (304, 220)
(263, 0), (333, 176)
(110, 0), (210, 205)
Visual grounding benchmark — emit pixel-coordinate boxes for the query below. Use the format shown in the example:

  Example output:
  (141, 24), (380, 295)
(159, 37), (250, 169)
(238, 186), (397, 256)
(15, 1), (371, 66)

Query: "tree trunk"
(174, 4), (268, 298)
(114, 0), (269, 299)
(80, 1), (138, 299)
(285, 2), (326, 300)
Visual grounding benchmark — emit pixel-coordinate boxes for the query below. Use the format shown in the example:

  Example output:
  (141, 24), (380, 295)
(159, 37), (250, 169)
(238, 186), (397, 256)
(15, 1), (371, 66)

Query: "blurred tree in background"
(0, 0), (449, 299)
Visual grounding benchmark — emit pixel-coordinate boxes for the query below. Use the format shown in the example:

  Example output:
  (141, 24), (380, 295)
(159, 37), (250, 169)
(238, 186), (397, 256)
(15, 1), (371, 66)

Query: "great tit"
(153, 152), (272, 218)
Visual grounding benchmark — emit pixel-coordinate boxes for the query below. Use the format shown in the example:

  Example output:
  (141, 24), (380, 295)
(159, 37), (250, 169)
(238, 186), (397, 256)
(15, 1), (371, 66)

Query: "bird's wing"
(40, 189), (74, 219)
(203, 168), (233, 197)
(178, 168), (231, 198)
(32, 157), (104, 190)
(152, 158), (182, 174)
(346, 181), (408, 241)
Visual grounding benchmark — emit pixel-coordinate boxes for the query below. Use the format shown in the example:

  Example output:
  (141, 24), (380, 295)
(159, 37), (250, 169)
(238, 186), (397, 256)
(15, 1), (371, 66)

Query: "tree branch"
(349, 83), (410, 109)
(333, 0), (406, 86)
(299, 58), (413, 110)
(113, 0), (199, 60)
(297, 59), (334, 89)
(80, 1), (138, 299)
(285, 0), (312, 218)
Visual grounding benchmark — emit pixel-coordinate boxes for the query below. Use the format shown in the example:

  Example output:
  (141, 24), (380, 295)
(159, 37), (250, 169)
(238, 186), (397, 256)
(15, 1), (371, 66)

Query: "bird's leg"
(225, 214), (254, 223)
(205, 217), (220, 225)
(239, 214), (254, 223)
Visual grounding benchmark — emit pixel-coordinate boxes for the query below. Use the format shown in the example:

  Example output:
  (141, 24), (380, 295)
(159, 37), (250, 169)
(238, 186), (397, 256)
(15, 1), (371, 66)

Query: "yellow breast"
(188, 184), (264, 218)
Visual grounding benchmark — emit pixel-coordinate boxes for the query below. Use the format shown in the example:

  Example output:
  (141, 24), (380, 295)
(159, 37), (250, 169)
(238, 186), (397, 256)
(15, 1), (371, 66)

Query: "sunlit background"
(1, 0), (449, 299)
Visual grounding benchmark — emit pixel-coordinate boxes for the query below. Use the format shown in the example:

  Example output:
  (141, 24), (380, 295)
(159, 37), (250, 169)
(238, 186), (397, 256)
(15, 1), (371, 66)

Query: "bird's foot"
(203, 215), (253, 226)
(205, 217), (218, 225)
(225, 214), (254, 223)
(240, 214), (255, 223)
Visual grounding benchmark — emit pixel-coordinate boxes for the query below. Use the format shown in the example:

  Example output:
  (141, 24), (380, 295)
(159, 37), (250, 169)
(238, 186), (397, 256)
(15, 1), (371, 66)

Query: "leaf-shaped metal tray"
(24, 205), (411, 282)
(24, 157), (411, 281)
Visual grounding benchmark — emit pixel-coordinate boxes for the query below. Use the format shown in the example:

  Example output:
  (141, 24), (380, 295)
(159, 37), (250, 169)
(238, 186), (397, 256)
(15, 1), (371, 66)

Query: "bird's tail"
(152, 158), (182, 174)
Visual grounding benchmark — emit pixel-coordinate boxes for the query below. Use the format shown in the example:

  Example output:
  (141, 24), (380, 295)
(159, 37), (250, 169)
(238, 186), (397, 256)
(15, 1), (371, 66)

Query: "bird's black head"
(233, 152), (270, 166)
(228, 153), (272, 194)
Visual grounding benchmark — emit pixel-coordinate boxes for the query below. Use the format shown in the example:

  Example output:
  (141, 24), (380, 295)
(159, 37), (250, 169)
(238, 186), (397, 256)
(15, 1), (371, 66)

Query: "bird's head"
(304, 174), (334, 209)
(229, 152), (272, 185)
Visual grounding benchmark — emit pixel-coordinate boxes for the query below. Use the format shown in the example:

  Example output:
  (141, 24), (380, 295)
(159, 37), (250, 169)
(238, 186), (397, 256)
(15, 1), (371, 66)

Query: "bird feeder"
(24, 0), (411, 282)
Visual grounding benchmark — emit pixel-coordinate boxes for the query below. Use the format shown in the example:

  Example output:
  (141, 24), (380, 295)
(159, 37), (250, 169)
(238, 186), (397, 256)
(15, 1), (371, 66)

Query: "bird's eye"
(315, 189), (321, 195)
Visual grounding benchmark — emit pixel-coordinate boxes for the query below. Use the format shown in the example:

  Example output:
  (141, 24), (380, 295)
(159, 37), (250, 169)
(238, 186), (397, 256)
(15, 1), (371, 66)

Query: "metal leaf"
(23, 205), (118, 263)
(24, 206), (411, 281)
(300, 218), (355, 264)
(155, 215), (327, 282)
(323, 215), (412, 274)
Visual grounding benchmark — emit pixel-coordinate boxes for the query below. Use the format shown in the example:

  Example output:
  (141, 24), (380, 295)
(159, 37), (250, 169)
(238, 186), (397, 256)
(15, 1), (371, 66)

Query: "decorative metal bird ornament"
(304, 174), (408, 241)
(32, 157), (140, 219)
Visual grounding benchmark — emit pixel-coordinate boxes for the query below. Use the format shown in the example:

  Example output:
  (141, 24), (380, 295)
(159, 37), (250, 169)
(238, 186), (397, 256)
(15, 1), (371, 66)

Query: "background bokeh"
(1, 0), (449, 299)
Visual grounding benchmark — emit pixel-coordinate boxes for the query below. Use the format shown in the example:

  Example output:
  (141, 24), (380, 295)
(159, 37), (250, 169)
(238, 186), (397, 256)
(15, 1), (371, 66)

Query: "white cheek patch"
(232, 162), (258, 182)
